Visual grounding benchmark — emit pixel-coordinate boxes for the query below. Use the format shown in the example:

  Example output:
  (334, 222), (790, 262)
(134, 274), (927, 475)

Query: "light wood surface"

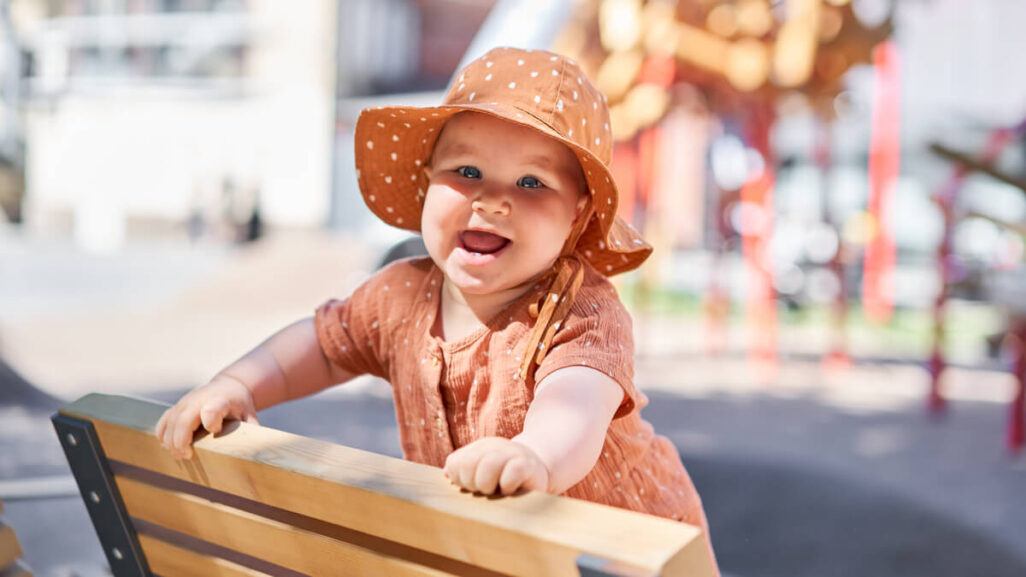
(117, 476), (458, 577)
(137, 534), (269, 577)
(61, 393), (716, 577)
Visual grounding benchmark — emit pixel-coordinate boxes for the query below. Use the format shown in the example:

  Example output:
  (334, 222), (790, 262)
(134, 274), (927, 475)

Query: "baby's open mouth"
(459, 230), (511, 255)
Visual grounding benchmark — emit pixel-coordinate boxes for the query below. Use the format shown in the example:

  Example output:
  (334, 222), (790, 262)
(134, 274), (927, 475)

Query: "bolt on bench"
(53, 394), (716, 576)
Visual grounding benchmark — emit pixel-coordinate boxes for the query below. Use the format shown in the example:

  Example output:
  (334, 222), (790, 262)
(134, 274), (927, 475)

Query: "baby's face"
(422, 112), (587, 297)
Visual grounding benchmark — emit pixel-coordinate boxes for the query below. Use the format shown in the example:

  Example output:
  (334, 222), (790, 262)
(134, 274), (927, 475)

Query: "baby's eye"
(457, 166), (481, 179)
(518, 176), (543, 189)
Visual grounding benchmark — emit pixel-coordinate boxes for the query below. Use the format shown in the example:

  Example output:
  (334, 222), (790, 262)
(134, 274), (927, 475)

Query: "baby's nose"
(471, 187), (511, 216)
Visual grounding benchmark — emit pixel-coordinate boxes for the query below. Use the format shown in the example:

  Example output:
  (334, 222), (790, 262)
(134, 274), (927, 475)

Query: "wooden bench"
(0, 498), (33, 577)
(52, 394), (716, 577)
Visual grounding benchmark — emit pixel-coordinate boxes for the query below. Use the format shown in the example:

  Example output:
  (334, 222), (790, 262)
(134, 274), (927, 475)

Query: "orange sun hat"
(354, 46), (651, 277)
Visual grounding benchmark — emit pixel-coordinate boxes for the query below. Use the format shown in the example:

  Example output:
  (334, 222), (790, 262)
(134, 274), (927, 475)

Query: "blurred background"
(1, 1), (1026, 576)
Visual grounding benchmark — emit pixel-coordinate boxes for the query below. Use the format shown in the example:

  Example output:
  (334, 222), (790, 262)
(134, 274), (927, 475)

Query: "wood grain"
(138, 534), (269, 577)
(61, 393), (716, 577)
(118, 476), (457, 577)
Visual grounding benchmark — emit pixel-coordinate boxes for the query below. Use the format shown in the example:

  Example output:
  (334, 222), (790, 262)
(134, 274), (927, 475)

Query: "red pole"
(927, 128), (1013, 414)
(1009, 320), (1026, 452)
(928, 175), (956, 414)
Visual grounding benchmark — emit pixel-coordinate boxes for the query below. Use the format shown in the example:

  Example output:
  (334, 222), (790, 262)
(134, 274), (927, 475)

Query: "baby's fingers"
(498, 458), (546, 495)
(157, 407), (180, 451)
(497, 458), (529, 495)
(155, 409), (170, 443)
(199, 400), (230, 436)
(472, 453), (510, 495)
(443, 446), (476, 488)
(170, 410), (202, 460)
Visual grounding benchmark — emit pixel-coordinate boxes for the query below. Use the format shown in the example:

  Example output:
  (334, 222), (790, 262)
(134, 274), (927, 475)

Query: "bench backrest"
(53, 393), (716, 577)
(0, 498), (33, 577)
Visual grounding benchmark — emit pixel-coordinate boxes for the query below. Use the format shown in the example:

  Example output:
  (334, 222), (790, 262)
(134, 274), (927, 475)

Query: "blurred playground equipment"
(927, 120), (1026, 450)
(543, 0), (1026, 452)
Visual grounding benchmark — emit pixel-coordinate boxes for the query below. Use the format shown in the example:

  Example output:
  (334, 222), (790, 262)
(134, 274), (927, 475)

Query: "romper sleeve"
(532, 281), (644, 419)
(314, 268), (397, 381)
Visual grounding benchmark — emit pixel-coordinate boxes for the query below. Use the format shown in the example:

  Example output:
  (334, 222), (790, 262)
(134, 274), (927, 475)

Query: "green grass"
(619, 281), (1006, 360)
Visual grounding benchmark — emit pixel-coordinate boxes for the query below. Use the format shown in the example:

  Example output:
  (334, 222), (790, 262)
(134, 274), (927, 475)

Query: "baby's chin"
(443, 267), (510, 295)
(442, 262), (534, 298)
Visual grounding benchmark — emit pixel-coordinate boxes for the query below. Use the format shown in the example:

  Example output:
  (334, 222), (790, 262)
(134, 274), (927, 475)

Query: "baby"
(157, 47), (716, 559)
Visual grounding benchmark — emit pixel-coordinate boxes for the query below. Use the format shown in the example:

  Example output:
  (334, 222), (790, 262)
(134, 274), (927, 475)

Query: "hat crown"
(443, 48), (613, 166)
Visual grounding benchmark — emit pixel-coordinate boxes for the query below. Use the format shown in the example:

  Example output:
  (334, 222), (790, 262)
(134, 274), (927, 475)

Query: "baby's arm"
(443, 366), (623, 495)
(156, 317), (356, 459)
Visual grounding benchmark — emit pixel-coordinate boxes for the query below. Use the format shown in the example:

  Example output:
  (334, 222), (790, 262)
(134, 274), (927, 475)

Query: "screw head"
(112, 547), (123, 560)
(89, 491), (100, 503)
(65, 433), (78, 447)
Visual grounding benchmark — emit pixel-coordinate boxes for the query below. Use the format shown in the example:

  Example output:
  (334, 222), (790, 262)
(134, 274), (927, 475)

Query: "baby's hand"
(155, 376), (259, 460)
(443, 437), (550, 496)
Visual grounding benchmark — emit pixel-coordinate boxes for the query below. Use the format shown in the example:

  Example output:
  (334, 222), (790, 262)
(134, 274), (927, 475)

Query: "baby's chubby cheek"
(419, 188), (459, 259)
(420, 221), (445, 263)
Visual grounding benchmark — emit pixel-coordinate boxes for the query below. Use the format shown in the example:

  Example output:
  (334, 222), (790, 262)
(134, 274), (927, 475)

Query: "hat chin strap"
(519, 199), (596, 381)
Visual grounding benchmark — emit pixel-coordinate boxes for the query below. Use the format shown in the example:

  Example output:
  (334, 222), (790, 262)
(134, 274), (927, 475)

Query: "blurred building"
(8, 0), (496, 250)
(9, 0), (1025, 270)
(0, 2), (24, 224)
(337, 0), (496, 98)
(330, 0), (495, 233)
(12, 0), (332, 246)
(12, 0), (335, 251)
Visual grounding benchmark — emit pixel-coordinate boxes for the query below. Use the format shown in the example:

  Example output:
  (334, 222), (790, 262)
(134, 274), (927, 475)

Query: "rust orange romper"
(315, 257), (710, 530)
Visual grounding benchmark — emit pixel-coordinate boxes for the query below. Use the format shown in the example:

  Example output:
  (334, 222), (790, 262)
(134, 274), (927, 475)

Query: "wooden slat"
(117, 476), (456, 577)
(61, 393), (716, 577)
(0, 525), (23, 569)
(138, 534), (269, 577)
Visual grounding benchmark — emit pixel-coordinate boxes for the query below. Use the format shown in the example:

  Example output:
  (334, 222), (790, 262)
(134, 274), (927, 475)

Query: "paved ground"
(2, 231), (1026, 576)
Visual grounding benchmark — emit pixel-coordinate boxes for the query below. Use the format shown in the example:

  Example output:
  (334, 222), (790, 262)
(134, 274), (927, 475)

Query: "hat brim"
(354, 102), (651, 276)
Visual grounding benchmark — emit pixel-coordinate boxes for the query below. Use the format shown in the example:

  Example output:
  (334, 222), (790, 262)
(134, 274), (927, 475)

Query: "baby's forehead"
(434, 112), (581, 168)
(440, 111), (534, 138)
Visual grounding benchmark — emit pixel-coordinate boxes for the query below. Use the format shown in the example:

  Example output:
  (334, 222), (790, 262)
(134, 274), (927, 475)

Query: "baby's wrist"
(212, 372), (258, 404)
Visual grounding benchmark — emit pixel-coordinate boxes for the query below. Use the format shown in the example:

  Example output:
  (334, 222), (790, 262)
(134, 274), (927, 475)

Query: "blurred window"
(21, 0), (251, 93)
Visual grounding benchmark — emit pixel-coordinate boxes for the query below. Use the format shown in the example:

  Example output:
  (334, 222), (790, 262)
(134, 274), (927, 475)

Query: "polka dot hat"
(354, 46), (652, 277)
